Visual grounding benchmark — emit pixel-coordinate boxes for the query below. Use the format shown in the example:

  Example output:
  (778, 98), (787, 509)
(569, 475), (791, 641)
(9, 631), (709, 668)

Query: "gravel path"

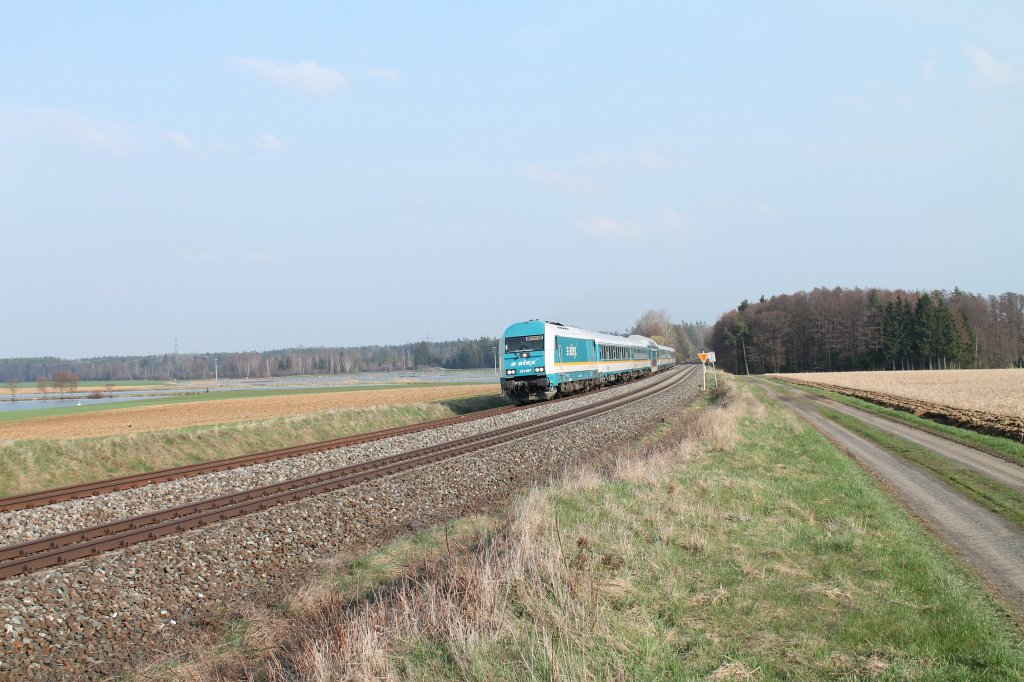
(0, 369), (699, 680)
(795, 388), (1024, 492)
(758, 379), (1024, 624)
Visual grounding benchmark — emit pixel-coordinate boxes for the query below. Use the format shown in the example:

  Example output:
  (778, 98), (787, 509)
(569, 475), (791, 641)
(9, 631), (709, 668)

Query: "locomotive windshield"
(505, 335), (544, 353)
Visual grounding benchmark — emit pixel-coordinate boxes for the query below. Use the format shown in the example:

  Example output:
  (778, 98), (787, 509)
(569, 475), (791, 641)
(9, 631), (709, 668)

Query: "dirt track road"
(755, 378), (1024, 622)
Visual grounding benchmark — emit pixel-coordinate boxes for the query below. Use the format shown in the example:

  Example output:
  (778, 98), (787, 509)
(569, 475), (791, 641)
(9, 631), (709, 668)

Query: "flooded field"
(0, 370), (498, 414)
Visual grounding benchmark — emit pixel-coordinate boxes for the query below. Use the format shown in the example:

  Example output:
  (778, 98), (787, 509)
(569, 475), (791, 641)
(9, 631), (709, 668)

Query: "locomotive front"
(500, 321), (555, 401)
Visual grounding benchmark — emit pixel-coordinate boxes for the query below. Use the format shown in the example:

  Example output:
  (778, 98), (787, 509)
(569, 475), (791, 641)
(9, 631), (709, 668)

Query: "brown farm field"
(772, 369), (1024, 440)
(0, 384), (501, 441)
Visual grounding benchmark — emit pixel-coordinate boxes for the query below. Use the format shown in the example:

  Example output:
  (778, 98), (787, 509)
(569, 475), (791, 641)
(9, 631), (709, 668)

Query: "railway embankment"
(0, 370), (699, 680)
(0, 393), (506, 500)
(138, 376), (1024, 680)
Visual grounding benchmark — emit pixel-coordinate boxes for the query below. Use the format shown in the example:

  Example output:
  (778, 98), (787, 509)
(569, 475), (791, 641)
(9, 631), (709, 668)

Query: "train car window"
(505, 335), (544, 353)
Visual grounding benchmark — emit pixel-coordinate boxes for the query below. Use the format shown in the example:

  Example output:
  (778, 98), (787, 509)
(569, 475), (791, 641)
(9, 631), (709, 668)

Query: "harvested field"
(0, 384), (500, 441)
(772, 369), (1024, 441)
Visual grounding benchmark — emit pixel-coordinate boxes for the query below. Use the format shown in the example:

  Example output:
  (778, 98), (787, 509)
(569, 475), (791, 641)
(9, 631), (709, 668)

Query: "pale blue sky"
(2, 2), (1021, 358)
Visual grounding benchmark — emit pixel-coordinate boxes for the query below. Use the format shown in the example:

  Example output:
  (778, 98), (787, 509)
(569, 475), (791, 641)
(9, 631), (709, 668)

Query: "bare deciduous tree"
(105, 383), (115, 399)
(4, 378), (18, 402)
(52, 371), (79, 399)
(36, 376), (48, 398)
(631, 309), (672, 343)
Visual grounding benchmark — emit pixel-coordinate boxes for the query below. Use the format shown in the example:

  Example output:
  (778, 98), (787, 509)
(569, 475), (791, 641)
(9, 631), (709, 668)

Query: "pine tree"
(913, 294), (937, 369)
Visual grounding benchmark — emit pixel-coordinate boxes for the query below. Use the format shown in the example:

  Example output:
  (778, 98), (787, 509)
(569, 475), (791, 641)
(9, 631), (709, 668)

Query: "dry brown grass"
(142, 386), (748, 681)
(130, 377), (1024, 679)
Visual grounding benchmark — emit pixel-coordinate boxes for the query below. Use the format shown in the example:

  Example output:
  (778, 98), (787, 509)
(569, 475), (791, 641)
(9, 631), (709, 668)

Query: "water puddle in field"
(0, 369), (500, 414)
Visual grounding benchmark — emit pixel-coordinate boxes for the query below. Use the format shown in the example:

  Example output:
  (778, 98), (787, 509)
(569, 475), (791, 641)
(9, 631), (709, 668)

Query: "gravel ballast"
(0, 369), (699, 680)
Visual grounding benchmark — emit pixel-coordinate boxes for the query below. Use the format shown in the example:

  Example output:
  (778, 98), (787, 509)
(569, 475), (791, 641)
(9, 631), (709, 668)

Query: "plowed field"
(0, 384), (501, 441)
(772, 369), (1024, 441)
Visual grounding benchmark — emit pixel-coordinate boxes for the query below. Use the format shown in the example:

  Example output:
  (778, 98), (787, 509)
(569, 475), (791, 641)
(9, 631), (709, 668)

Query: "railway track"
(0, 402), (532, 512)
(0, 366), (694, 580)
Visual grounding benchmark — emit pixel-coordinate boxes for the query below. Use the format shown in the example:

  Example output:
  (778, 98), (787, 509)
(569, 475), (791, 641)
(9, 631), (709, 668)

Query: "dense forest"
(710, 288), (1024, 374)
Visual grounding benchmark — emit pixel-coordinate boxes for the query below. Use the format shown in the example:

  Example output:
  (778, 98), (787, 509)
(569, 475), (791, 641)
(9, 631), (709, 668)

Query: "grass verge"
(818, 405), (1024, 529)
(770, 378), (1024, 466)
(145, 377), (1024, 680)
(0, 395), (509, 499)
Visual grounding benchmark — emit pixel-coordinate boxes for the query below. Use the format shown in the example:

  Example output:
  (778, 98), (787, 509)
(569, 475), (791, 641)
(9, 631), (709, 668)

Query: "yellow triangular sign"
(698, 352), (710, 364)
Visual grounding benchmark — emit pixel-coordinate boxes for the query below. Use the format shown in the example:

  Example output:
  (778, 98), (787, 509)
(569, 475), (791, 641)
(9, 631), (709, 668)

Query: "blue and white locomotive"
(500, 320), (676, 402)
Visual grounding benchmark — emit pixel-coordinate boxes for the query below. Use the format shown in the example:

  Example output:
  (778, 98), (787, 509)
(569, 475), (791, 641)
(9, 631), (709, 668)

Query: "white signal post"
(698, 352), (718, 391)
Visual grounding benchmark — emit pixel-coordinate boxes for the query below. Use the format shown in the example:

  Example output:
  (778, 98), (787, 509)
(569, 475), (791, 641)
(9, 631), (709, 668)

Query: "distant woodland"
(0, 315), (711, 383)
(710, 288), (1024, 374)
(0, 338), (502, 383)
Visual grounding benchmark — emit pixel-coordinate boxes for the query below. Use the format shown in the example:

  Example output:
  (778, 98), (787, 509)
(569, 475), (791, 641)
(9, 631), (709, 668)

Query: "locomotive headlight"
(534, 367), (545, 373)
(506, 369), (516, 375)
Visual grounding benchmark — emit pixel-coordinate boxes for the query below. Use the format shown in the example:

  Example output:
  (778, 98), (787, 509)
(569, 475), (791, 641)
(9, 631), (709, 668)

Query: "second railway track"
(0, 366), (695, 580)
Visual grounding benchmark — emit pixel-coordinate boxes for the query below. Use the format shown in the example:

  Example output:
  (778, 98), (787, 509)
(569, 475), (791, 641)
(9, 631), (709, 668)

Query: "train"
(500, 319), (676, 402)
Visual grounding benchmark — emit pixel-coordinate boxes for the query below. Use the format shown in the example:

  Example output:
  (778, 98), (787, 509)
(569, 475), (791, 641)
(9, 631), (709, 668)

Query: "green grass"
(770, 378), (1024, 465)
(459, 390), (1023, 679)
(0, 394), (509, 498)
(178, 380), (1024, 680)
(321, 516), (502, 605)
(0, 382), (495, 422)
(818, 405), (1024, 529)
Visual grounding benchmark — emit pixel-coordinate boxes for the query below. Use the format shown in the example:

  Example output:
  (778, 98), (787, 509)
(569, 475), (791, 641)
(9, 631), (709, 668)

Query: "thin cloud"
(578, 151), (613, 168)
(524, 164), (599, 197)
(634, 149), (670, 169)
(181, 250), (220, 264)
(228, 57), (347, 96)
(577, 149), (678, 171)
(923, 51), (941, 84)
(839, 95), (870, 111)
(662, 208), (690, 232)
(579, 216), (629, 237)
(366, 66), (400, 80)
(581, 211), (693, 239)
(254, 132), (285, 152)
(964, 44), (1021, 88)
(167, 131), (196, 151)
(67, 121), (123, 153)
(244, 250), (275, 263)
(1, 106), (129, 153)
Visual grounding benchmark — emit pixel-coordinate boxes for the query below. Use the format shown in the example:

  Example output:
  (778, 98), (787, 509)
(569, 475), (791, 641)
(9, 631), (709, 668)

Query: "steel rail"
(0, 402), (530, 512)
(0, 366), (693, 579)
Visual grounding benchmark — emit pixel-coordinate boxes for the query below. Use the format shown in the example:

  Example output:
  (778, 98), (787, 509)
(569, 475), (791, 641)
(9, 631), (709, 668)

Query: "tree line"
(710, 287), (1024, 374)
(629, 309), (710, 359)
(0, 337), (502, 383)
(0, 315), (713, 384)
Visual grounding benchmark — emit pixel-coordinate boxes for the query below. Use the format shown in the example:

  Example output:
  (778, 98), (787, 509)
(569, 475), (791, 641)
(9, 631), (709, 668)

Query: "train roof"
(627, 334), (658, 348)
(545, 322), (651, 347)
(504, 320), (664, 349)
